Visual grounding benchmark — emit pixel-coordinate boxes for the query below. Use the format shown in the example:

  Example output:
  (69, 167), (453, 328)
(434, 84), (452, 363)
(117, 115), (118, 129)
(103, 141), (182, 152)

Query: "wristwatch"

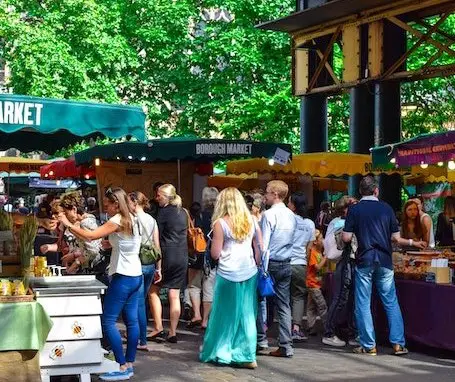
(409, 239), (413, 246)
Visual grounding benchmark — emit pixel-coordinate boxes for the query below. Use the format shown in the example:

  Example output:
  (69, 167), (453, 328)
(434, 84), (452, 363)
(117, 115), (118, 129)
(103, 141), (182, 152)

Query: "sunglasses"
(105, 188), (118, 201)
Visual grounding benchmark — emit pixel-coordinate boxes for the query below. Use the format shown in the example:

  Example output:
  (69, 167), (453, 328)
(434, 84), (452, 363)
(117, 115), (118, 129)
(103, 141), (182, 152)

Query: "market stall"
(225, 152), (386, 208)
(0, 94), (146, 381)
(74, 138), (292, 208)
(207, 173), (348, 193)
(369, 131), (455, 351)
(40, 158), (95, 180)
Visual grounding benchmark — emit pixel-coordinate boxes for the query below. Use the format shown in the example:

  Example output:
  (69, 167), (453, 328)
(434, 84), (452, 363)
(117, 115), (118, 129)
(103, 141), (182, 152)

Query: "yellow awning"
(0, 157), (50, 174)
(227, 152), (381, 177)
(207, 173), (347, 192)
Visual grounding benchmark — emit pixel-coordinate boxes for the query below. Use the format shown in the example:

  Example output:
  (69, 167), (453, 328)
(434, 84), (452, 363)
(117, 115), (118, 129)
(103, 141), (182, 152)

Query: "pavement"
(55, 320), (455, 382)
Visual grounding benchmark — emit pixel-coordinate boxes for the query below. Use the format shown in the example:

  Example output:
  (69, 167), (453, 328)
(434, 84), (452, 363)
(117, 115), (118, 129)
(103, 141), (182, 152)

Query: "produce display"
(0, 279), (26, 296)
(394, 249), (455, 281)
(19, 216), (38, 272)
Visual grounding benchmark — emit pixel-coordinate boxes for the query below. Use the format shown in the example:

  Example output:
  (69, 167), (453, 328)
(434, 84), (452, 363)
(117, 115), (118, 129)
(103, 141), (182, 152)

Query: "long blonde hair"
(159, 184), (182, 208)
(212, 187), (252, 242)
(105, 187), (134, 235)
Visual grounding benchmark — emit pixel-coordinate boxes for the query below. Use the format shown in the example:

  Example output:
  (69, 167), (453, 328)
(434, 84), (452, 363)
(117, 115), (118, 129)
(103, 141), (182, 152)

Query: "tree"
(0, 2), (453, 157)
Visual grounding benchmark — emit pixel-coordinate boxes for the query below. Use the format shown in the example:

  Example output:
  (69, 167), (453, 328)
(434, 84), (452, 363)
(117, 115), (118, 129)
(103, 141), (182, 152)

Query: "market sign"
(0, 101), (43, 126)
(195, 143), (253, 155)
(372, 131), (455, 168)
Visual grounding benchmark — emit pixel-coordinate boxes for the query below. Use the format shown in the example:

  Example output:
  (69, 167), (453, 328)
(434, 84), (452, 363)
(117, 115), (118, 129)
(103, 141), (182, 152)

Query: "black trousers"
(324, 249), (356, 340)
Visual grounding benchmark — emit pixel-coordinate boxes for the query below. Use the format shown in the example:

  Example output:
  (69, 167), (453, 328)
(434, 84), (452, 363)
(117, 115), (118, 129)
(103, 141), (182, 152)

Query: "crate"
(0, 288), (34, 303)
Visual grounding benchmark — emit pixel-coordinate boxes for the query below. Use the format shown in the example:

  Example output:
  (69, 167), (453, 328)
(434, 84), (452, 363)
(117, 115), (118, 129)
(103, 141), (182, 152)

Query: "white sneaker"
(322, 335), (346, 347)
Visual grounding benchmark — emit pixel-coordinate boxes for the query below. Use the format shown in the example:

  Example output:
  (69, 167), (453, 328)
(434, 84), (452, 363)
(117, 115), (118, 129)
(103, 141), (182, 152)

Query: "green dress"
(200, 273), (258, 365)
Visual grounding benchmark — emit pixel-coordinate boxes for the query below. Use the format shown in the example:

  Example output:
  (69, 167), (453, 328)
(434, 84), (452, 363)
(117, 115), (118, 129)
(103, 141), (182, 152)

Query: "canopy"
(40, 158), (95, 180)
(0, 94), (147, 154)
(226, 152), (378, 177)
(0, 157), (49, 174)
(372, 131), (455, 168)
(207, 173), (347, 192)
(75, 138), (292, 165)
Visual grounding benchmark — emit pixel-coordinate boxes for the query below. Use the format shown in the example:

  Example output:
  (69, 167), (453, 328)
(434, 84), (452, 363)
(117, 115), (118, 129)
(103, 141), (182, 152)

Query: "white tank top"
(216, 218), (258, 283)
(421, 213), (435, 248)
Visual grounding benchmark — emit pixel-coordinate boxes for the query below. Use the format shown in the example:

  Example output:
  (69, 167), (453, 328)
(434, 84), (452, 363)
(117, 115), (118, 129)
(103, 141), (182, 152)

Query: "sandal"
(186, 320), (202, 329)
(150, 331), (166, 343)
(136, 345), (150, 352)
(392, 344), (409, 356)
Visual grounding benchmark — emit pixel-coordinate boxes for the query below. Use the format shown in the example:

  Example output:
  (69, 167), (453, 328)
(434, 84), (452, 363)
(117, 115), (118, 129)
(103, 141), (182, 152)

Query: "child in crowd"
(306, 230), (328, 335)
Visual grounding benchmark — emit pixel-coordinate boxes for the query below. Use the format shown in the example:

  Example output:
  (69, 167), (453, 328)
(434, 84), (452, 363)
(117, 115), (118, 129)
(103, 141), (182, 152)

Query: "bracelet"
(409, 239), (413, 246)
(156, 269), (161, 272)
(75, 258), (81, 265)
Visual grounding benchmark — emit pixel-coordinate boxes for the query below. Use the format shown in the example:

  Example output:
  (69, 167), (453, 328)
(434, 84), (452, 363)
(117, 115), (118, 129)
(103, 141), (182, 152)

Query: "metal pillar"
(300, 94), (328, 153)
(349, 25), (374, 198)
(348, 84), (375, 198)
(374, 20), (406, 212)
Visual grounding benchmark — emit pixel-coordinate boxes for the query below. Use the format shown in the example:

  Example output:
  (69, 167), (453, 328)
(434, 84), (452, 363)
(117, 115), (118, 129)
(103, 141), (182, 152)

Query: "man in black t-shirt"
(342, 176), (424, 356)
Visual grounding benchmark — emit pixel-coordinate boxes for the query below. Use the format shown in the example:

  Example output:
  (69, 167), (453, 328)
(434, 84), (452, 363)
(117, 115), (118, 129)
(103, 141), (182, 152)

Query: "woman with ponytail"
(148, 184), (188, 343)
(58, 187), (142, 381)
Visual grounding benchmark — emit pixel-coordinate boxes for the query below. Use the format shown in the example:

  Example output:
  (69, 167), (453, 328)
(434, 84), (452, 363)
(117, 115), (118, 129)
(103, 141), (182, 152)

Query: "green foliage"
(0, 2), (453, 157)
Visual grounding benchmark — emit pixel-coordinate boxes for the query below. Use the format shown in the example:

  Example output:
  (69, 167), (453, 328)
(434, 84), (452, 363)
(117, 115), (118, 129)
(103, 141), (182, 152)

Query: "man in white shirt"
(257, 180), (296, 358)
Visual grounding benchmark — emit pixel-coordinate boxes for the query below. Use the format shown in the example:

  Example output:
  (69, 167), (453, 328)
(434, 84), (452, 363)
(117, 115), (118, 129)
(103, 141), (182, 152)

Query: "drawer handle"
(49, 344), (65, 360)
(72, 321), (86, 338)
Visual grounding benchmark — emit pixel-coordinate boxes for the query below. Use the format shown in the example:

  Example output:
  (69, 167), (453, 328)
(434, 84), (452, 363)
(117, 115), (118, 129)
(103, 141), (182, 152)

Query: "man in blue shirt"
(257, 180), (296, 358)
(342, 176), (424, 356)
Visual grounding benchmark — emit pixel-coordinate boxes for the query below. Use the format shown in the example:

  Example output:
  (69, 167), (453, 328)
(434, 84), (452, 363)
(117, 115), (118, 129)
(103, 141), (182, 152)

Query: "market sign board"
(372, 131), (455, 168)
(195, 143), (253, 156)
(0, 101), (43, 127)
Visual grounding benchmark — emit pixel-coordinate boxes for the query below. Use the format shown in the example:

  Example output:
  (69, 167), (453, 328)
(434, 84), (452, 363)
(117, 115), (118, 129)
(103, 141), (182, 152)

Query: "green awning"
(0, 94), (146, 153)
(75, 138), (292, 165)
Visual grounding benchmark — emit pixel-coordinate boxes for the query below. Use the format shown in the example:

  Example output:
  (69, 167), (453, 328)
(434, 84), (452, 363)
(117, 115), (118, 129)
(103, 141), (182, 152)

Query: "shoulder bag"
(257, 250), (275, 297)
(138, 218), (161, 265)
(184, 209), (207, 255)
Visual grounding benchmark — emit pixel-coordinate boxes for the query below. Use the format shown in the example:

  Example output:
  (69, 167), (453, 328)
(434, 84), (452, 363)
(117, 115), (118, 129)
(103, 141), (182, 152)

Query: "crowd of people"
(32, 175), (455, 380)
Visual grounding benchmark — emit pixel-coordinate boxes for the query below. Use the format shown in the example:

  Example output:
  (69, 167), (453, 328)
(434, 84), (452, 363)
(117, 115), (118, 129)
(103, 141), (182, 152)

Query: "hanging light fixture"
(448, 161), (455, 170)
(268, 158), (275, 166)
(420, 162), (428, 169)
(437, 162), (444, 167)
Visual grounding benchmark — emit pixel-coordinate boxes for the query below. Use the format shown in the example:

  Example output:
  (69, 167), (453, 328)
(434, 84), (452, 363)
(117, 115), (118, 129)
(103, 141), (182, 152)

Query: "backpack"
(184, 209), (207, 255)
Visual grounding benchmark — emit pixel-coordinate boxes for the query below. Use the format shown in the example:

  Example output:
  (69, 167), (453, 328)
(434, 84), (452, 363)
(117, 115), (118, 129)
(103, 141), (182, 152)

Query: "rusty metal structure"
(257, 0), (455, 209)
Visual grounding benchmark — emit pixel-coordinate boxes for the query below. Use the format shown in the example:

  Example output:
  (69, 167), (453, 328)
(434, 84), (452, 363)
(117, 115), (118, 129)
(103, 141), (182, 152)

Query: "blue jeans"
(102, 273), (142, 365)
(138, 264), (155, 345)
(257, 261), (293, 355)
(355, 265), (405, 350)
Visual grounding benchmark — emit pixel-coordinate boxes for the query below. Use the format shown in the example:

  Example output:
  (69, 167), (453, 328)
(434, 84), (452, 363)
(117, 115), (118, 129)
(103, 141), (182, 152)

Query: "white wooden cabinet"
(31, 276), (118, 382)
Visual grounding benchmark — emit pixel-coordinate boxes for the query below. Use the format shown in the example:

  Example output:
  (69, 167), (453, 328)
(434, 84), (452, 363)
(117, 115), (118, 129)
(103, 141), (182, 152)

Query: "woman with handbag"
(128, 191), (161, 352)
(58, 187), (142, 381)
(148, 184), (188, 343)
(200, 187), (261, 369)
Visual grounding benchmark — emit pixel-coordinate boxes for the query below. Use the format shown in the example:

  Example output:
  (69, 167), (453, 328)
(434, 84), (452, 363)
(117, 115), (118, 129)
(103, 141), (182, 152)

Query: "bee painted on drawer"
(49, 344), (65, 360)
(71, 321), (86, 338)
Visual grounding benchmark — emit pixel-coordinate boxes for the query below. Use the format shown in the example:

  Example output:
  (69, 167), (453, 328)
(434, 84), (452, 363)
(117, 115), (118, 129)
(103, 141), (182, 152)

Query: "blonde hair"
(202, 187), (219, 210)
(267, 180), (289, 200)
(105, 187), (134, 235)
(212, 187), (252, 242)
(159, 184), (182, 208)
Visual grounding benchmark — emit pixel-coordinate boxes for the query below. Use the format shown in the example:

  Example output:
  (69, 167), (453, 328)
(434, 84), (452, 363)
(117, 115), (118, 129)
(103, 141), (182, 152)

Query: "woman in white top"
(59, 187), (142, 381)
(200, 187), (261, 369)
(128, 191), (161, 352)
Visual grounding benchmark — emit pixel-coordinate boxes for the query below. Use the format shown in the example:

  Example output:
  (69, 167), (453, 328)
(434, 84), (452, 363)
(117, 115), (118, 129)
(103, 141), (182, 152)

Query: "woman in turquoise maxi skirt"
(200, 188), (262, 368)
